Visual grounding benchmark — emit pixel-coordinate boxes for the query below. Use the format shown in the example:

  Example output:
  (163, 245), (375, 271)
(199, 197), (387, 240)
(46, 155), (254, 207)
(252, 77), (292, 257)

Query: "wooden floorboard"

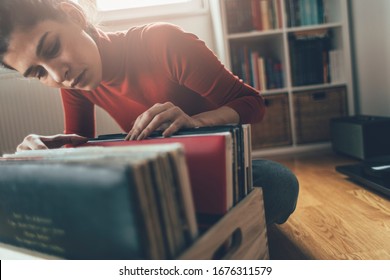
(260, 150), (390, 260)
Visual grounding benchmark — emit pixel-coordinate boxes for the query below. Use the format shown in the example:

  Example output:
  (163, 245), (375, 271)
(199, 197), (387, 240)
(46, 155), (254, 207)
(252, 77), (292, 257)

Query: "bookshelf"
(210, 0), (355, 155)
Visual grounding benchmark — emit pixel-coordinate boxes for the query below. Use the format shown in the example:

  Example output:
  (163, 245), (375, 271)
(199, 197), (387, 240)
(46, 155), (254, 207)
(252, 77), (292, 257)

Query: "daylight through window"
(96, 0), (192, 11)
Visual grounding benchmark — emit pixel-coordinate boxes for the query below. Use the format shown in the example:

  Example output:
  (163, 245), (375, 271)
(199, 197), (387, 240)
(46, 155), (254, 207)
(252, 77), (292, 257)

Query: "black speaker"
(330, 115), (390, 160)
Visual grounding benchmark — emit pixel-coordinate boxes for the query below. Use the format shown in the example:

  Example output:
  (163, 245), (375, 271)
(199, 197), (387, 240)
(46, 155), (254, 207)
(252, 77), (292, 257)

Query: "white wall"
(349, 0), (390, 116)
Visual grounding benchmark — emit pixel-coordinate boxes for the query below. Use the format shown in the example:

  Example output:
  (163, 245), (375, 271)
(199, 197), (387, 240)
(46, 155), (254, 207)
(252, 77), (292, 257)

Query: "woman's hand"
(125, 102), (199, 141)
(16, 134), (88, 151)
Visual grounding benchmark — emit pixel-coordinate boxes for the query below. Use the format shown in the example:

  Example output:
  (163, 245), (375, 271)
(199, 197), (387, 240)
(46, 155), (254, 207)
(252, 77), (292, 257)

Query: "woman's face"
(3, 19), (102, 90)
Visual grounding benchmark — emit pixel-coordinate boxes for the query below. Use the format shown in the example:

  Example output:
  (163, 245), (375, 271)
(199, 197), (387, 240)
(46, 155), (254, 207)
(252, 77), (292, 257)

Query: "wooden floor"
(261, 150), (390, 260)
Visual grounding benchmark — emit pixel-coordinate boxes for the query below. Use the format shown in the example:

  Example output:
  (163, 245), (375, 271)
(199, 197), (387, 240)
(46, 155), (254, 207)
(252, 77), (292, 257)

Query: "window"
(77, 0), (207, 22)
(96, 0), (193, 11)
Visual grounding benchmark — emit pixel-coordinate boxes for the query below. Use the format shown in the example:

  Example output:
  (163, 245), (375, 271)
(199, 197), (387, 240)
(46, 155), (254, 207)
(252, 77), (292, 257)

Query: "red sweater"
(61, 23), (265, 137)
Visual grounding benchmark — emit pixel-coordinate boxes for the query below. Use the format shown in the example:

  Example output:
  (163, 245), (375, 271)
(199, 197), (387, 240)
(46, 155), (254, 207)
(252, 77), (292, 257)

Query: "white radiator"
(0, 73), (121, 154)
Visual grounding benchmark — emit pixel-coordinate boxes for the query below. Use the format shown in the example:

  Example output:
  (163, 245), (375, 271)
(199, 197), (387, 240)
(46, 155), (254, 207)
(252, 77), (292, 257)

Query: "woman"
(0, 0), (298, 225)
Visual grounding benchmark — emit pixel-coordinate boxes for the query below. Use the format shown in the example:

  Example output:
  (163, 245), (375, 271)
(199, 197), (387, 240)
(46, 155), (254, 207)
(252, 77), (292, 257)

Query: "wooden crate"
(179, 188), (269, 260)
(251, 94), (292, 150)
(293, 86), (348, 144)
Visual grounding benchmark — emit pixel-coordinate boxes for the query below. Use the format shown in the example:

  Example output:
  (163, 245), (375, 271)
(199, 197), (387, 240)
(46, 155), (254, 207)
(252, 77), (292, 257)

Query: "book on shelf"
(286, 0), (325, 27)
(259, 0), (270, 31)
(231, 44), (284, 91)
(225, 0), (282, 34)
(225, 0), (253, 33)
(1, 144), (198, 259)
(81, 124), (253, 220)
(328, 49), (344, 83)
(289, 28), (331, 86)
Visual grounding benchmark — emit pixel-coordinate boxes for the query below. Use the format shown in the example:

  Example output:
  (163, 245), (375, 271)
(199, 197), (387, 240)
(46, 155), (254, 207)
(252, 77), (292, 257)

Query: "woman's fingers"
(126, 103), (170, 140)
(162, 116), (187, 137)
(16, 134), (88, 151)
(43, 134), (88, 148)
(17, 134), (48, 151)
(126, 102), (196, 141)
(135, 107), (180, 140)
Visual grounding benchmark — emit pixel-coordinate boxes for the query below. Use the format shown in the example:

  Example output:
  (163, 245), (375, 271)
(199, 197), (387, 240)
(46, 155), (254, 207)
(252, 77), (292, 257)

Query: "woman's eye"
(45, 38), (60, 58)
(36, 67), (47, 79)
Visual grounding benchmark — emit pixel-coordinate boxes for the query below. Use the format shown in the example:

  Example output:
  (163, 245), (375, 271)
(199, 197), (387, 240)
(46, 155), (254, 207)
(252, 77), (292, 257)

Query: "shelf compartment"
(251, 93), (292, 149)
(224, 0), (283, 35)
(230, 35), (286, 91)
(293, 86), (348, 144)
(285, 0), (342, 28)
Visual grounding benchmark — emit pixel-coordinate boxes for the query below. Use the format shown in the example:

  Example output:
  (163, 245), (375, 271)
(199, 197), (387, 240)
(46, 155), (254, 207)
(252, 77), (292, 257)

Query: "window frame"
(82, 0), (208, 23)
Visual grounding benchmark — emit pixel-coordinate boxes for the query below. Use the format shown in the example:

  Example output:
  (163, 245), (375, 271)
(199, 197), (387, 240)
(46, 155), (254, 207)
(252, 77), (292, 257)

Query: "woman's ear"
(58, 1), (87, 28)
